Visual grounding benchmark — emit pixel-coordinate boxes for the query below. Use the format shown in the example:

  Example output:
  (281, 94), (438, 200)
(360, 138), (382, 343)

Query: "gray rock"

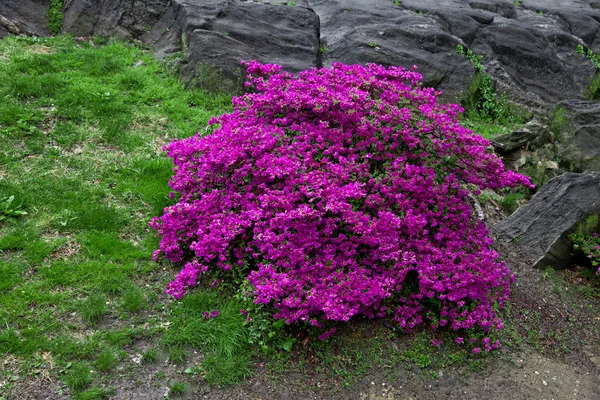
(551, 101), (600, 172)
(0, 0), (50, 38)
(62, 0), (169, 39)
(492, 130), (539, 153)
(33, 0), (600, 107)
(493, 172), (600, 269)
(148, 0), (320, 92)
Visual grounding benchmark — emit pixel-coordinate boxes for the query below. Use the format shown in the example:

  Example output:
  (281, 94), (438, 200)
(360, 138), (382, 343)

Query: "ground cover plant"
(151, 61), (533, 342)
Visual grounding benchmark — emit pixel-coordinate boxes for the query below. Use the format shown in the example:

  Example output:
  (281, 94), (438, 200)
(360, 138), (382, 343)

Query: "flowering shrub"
(150, 62), (532, 334)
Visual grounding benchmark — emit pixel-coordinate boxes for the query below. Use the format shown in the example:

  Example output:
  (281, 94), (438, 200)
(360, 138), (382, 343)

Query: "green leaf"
(279, 337), (296, 352)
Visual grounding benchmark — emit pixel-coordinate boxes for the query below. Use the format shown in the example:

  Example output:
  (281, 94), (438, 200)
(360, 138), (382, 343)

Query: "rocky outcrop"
(62, 0), (169, 40)
(493, 172), (600, 270)
(0, 0), (50, 38)
(56, 0), (600, 106)
(551, 101), (600, 172)
(148, 0), (320, 92)
(303, 0), (475, 101)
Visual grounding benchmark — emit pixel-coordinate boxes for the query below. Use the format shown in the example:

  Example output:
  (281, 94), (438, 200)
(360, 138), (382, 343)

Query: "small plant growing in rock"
(576, 44), (600, 100)
(367, 41), (378, 48)
(48, 0), (64, 35)
(151, 62), (532, 338)
(456, 45), (518, 123)
(570, 215), (600, 274)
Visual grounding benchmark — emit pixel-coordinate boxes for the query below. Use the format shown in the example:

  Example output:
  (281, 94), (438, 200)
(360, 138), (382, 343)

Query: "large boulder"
(0, 0), (50, 38)
(493, 172), (600, 270)
(148, 0), (320, 92)
(550, 100), (600, 172)
(62, 0), (169, 40)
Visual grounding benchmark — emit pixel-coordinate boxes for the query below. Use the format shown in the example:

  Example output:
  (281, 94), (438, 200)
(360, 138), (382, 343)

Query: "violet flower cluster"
(150, 62), (532, 333)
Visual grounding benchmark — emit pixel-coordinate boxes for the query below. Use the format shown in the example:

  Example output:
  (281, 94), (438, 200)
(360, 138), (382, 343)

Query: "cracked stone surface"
(55, 0), (600, 108)
(0, 0), (50, 37)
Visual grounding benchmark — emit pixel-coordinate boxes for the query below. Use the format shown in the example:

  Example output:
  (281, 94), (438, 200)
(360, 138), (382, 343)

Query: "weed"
(319, 46), (328, 55)
(95, 348), (118, 372)
(548, 105), (570, 140)
(514, 0), (521, 6)
(0, 196), (27, 221)
(141, 349), (160, 363)
(80, 294), (109, 325)
(63, 361), (93, 392)
(570, 215), (600, 272)
(367, 41), (378, 48)
(169, 382), (187, 396)
(456, 44), (523, 124)
(575, 214), (600, 235)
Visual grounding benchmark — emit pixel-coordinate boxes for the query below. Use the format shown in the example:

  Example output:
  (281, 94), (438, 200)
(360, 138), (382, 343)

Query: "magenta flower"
(203, 310), (221, 319)
(318, 328), (337, 341)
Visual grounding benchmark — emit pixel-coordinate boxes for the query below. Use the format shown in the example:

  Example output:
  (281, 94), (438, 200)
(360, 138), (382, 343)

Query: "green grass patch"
(169, 382), (187, 396)
(95, 348), (119, 372)
(64, 361), (94, 392)
(162, 291), (252, 384)
(0, 34), (232, 395)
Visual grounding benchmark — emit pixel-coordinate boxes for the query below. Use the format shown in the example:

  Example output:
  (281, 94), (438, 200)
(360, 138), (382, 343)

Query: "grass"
(460, 118), (519, 140)
(48, 0), (64, 36)
(95, 348), (118, 372)
(64, 361), (94, 392)
(141, 349), (160, 363)
(0, 34), (232, 396)
(161, 291), (252, 384)
(169, 382), (187, 396)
